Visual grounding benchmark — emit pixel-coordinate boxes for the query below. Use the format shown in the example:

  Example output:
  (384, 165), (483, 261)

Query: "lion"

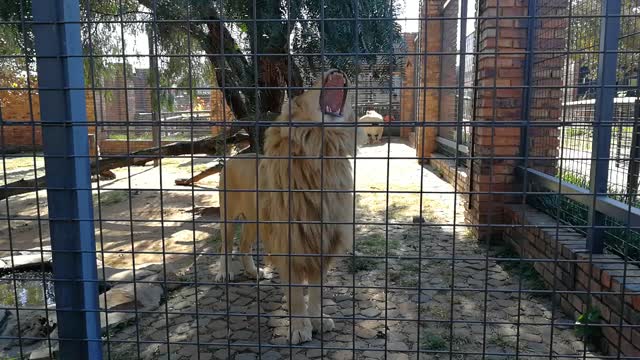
(359, 109), (384, 144)
(214, 69), (365, 344)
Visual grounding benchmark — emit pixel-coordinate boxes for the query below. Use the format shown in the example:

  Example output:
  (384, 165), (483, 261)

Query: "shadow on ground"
(0, 142), (595, 360)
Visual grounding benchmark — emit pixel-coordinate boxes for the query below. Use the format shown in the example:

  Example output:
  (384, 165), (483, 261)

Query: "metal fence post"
(587, 0), (622, 253)
(32, 0), (103, 358)
(520, 0), (537, 164)
(627, 99), (640, 196)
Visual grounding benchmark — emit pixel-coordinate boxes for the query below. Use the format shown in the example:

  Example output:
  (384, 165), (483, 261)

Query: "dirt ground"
(0, 139), (599, 359)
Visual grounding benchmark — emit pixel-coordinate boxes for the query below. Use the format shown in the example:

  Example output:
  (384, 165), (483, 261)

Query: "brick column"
(527, 1), (567, 176)
(210, 87), (234, 137)
(400, 32), (418, 139)
(466, 0), (528, 240)
(416, 0), (442, 163)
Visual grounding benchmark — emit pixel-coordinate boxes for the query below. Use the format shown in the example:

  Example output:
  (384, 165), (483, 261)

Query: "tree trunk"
(0, 177), (47, 201)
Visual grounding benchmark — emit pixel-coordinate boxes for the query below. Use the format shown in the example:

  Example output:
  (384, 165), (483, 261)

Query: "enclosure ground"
(0, 139), (598, 359)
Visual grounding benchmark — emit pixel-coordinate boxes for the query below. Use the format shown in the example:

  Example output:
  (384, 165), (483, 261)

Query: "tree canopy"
(1, 0), (404, 120)
(569, 0), (640, 93)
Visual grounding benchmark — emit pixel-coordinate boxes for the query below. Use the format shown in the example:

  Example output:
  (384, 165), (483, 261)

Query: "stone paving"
(102, 142), (599, 359)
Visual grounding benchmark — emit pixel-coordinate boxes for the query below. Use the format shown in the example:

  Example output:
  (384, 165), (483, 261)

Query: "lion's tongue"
(320, 74), (345, 115)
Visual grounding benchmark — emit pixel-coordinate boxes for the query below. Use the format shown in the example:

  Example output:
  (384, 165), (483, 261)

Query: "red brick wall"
(526, 0), (566, 176)
(416, 0), (443, 162)
(1, 77), (235, 155)
(1, 85), (96, 151)
(98, 139), (175, 155)
(101, 68), (136, 122)
(0, 87), (42, 149)
(438, 0), (461, 143)
(210, 87), (235, 137)
(465, 0), (528, 240)
(400, 32), (418, 139)
(431, 156), (469, 197)
(504, 205), (640, 358)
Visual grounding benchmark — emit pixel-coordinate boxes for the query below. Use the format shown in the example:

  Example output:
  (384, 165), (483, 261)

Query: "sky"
(397, 0), (421, 33)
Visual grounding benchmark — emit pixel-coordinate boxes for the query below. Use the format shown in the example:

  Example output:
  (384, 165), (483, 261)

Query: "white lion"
(358, 110), (384, 144)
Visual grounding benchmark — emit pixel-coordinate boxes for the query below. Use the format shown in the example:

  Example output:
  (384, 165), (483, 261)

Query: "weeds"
(420, 331), (448, 351)
(94, 190), (129, 207)
(357, 233), (400, 256)
(488, 334), (516, 349)
(530, 172), (640, 261)
(494, 248), (547, 293)
(387, 259), (420, 287)
(575, 307), (602, 342)
(347, 257), (379, 273)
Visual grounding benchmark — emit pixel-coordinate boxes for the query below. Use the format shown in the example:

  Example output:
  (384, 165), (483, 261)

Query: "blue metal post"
(588, 0), (622, 253)
(31, 0), (103, 358)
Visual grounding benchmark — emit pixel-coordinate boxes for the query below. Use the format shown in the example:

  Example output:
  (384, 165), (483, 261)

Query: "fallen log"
(173, 144), (254, 186)
(0, 177), (48, 200)
(175, 163), (225, 186)
(0, 131), (250, 200)
(90, 130), (250, 173)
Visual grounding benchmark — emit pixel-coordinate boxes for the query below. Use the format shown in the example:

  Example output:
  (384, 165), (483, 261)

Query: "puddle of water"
(0, 271), (55, 307)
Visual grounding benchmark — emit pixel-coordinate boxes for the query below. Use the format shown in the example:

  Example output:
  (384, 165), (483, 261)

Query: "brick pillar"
(400, 32), (418, 139)
(527, 1), (567, 176)
(466, 0), (528, 241)
(416, 0), (442, 163)
(85, 90), (99, 157)
(210, 87), (234, 137)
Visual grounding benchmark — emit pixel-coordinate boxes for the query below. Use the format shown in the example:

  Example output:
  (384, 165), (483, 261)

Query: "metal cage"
(0, 0), (639, 359)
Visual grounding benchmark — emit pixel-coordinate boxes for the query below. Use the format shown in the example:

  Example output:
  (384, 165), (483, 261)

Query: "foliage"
(574, 307), (601, 340)
(569, 0), (640, 91)
(347, 257), (379, 273)
(420, 331), (447, 351)
(1, 0), (404, 123)
(528, 172), (640, 261)
(357, 233), (400, 256)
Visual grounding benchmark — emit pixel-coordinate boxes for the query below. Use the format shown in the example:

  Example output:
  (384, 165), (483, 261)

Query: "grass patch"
(488, 334), (516, 349)
(356, 233), (400, 256)
(530, 173), (640, 261)
(94, 190), (129, 207)
(420, 331), (448, 351)
(461, 227), (475, 240)
(0, 155), (44, 173)
(565, 127), (591, 138)
(399, 277), (418, 287)
(494, 248), (547, 293)
(389, 259), (420, 287)
(346, 257), (380, 273)
(420, 303), (450, 320)
(389, 270), (418, 287)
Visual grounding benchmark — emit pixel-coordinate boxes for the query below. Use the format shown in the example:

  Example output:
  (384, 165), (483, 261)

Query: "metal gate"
(1, 0), (639, 359)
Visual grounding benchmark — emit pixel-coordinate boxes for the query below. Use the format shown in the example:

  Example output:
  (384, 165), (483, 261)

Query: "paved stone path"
(105, 142), (599, 360)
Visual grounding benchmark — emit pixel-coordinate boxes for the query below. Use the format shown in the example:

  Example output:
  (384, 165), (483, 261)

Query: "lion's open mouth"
(320, 71), (347, 117)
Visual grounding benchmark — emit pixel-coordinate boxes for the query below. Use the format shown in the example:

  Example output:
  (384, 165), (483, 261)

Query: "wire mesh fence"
(1, 0), (640, 359)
